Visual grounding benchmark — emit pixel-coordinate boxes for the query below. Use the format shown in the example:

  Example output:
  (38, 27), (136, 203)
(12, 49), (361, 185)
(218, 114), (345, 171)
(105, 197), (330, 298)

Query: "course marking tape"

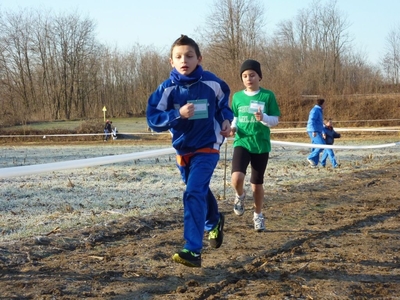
(1, 139), (398, 179)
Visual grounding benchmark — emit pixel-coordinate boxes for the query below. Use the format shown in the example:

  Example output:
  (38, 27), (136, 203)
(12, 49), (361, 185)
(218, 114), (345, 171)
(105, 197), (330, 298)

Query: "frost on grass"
(0, 141), (399, 242)
(0, 145), (184, 241)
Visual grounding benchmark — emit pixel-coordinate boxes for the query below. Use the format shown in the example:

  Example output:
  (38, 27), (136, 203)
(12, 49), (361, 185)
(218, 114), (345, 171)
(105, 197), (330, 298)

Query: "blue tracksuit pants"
(177, 152), (220, 253)
(321, 148), (338, 167)
(307, 131), (326, 165)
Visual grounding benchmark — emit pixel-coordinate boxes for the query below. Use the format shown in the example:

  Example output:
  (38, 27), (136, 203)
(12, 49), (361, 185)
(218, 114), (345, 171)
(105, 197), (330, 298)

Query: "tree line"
(1, 0), (399, 127)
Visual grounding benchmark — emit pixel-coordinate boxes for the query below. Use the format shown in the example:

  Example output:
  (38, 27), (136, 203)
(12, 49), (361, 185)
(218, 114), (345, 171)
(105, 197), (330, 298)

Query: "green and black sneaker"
(172, 249), (201, 268)
(208, 213), (225, 249)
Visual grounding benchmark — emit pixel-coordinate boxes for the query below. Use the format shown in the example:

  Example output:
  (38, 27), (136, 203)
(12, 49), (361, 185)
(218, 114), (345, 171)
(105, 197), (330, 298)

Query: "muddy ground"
(0, 135), (399, 299)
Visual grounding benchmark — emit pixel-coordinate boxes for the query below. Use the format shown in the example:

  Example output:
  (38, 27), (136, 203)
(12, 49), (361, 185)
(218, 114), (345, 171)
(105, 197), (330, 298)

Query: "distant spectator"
(111, 123), (118, 140)
(321, 118), (341, 168)
(306, 98), (326, 167)
(104, 120), (112, 141)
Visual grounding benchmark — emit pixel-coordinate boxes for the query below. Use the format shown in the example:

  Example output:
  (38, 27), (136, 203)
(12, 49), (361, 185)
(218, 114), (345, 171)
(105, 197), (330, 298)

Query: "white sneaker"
(253, 215), (265, 232)
(307, 159), (317, 168)
(233, 191), (246, 216)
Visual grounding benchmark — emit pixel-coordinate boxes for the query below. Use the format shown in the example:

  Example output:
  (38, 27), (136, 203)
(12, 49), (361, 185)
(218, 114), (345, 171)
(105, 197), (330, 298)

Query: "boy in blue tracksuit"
(321, 118), (341, 168)
(146, 35), (233, 268)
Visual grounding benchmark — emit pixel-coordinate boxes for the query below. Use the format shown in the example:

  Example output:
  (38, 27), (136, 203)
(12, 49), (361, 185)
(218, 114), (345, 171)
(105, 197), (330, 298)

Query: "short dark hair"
(170, 34), (201, 58)
(317, 98), (325, 106)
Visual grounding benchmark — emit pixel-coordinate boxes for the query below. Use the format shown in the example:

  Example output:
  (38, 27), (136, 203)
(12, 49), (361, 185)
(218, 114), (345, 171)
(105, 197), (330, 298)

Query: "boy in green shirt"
(230, 59), (281, 231)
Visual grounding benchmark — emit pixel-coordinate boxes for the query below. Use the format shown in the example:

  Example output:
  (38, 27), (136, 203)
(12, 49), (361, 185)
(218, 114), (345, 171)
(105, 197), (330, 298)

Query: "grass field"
(1, 117), (150, 133)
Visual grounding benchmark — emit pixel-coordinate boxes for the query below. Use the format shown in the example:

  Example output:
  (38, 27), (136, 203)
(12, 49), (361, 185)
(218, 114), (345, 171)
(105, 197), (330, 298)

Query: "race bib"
(187, 99), (208, 120)
(248, 100), (265, 113)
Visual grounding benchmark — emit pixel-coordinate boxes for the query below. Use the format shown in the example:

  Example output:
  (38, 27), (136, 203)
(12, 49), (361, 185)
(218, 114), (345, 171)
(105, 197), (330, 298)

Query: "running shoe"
(253, 215), (266, 232)
(172, 249), (201, 268)
(233, 191), (246, 216)
(209, 213), (225, 248)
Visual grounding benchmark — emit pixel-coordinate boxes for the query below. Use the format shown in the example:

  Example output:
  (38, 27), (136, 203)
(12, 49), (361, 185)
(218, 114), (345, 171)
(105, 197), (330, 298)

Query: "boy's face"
(241, 70), (261, 91)
(170, 45), (202, 76)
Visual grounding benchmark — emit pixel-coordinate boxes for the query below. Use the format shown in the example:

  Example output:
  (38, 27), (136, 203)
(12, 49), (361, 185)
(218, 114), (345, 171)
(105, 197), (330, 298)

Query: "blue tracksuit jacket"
(146, 68), (233, 155)
(306, 105), (324, 133)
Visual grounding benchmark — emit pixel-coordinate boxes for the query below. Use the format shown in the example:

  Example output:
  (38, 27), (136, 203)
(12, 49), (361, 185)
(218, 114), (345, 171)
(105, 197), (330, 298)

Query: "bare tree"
(0, 9), (38, 124)
(274, 0), (352, 94)
(382, 25), (400, 85)
(134, 47), (170, 115)
(50, 11), (97, 119)
(0, 8), (99, 122)
(200, 0), (266, 85)
(96, 44), (169, 118)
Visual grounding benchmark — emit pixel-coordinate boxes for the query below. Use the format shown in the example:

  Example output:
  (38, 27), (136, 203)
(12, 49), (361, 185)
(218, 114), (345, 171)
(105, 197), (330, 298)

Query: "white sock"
(236, 192), (245, 199)
(254, 212), (263, 218)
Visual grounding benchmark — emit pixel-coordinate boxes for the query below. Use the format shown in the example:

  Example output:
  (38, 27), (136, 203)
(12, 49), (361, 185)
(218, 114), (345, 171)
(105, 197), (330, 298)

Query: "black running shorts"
(231, 146), (269, 184)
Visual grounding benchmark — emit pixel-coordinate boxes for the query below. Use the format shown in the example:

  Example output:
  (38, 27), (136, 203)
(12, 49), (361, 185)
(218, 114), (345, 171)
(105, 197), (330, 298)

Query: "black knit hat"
(240, 59), (262, 79)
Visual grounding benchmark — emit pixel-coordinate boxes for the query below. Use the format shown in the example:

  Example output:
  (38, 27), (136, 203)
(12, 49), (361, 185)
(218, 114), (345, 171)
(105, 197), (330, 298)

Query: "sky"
(1, 0), (399, 66)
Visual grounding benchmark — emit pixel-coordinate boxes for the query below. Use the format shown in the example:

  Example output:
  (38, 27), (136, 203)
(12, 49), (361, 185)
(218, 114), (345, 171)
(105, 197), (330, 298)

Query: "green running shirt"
(231, 87), (281, 153)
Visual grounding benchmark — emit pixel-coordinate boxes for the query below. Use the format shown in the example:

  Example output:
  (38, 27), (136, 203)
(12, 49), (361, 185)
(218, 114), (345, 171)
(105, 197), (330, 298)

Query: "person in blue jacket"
(321, 118), (341, 168)
(146, 35), (233, 268)
(306, 98), (326, 167)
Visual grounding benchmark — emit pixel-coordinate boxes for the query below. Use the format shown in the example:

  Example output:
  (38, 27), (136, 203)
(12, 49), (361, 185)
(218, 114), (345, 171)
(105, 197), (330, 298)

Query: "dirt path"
(1, 158), (399, 299)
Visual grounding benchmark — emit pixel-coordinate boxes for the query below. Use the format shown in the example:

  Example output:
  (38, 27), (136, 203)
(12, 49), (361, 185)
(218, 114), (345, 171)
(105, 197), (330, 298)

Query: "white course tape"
(0, 132), (170, 138)
(272, 127), (400, 133)
(0, 147), (175, 179)
(1, 140), (399, 179)
(272, 140), (399, 149)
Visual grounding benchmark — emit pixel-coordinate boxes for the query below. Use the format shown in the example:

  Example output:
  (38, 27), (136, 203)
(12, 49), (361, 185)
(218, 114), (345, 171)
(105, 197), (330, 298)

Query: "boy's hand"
(229, 127), (237, 137)
(220, 120), (231, 137)
(254, 106), (263, 121)
(179, 103), (195, 119)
